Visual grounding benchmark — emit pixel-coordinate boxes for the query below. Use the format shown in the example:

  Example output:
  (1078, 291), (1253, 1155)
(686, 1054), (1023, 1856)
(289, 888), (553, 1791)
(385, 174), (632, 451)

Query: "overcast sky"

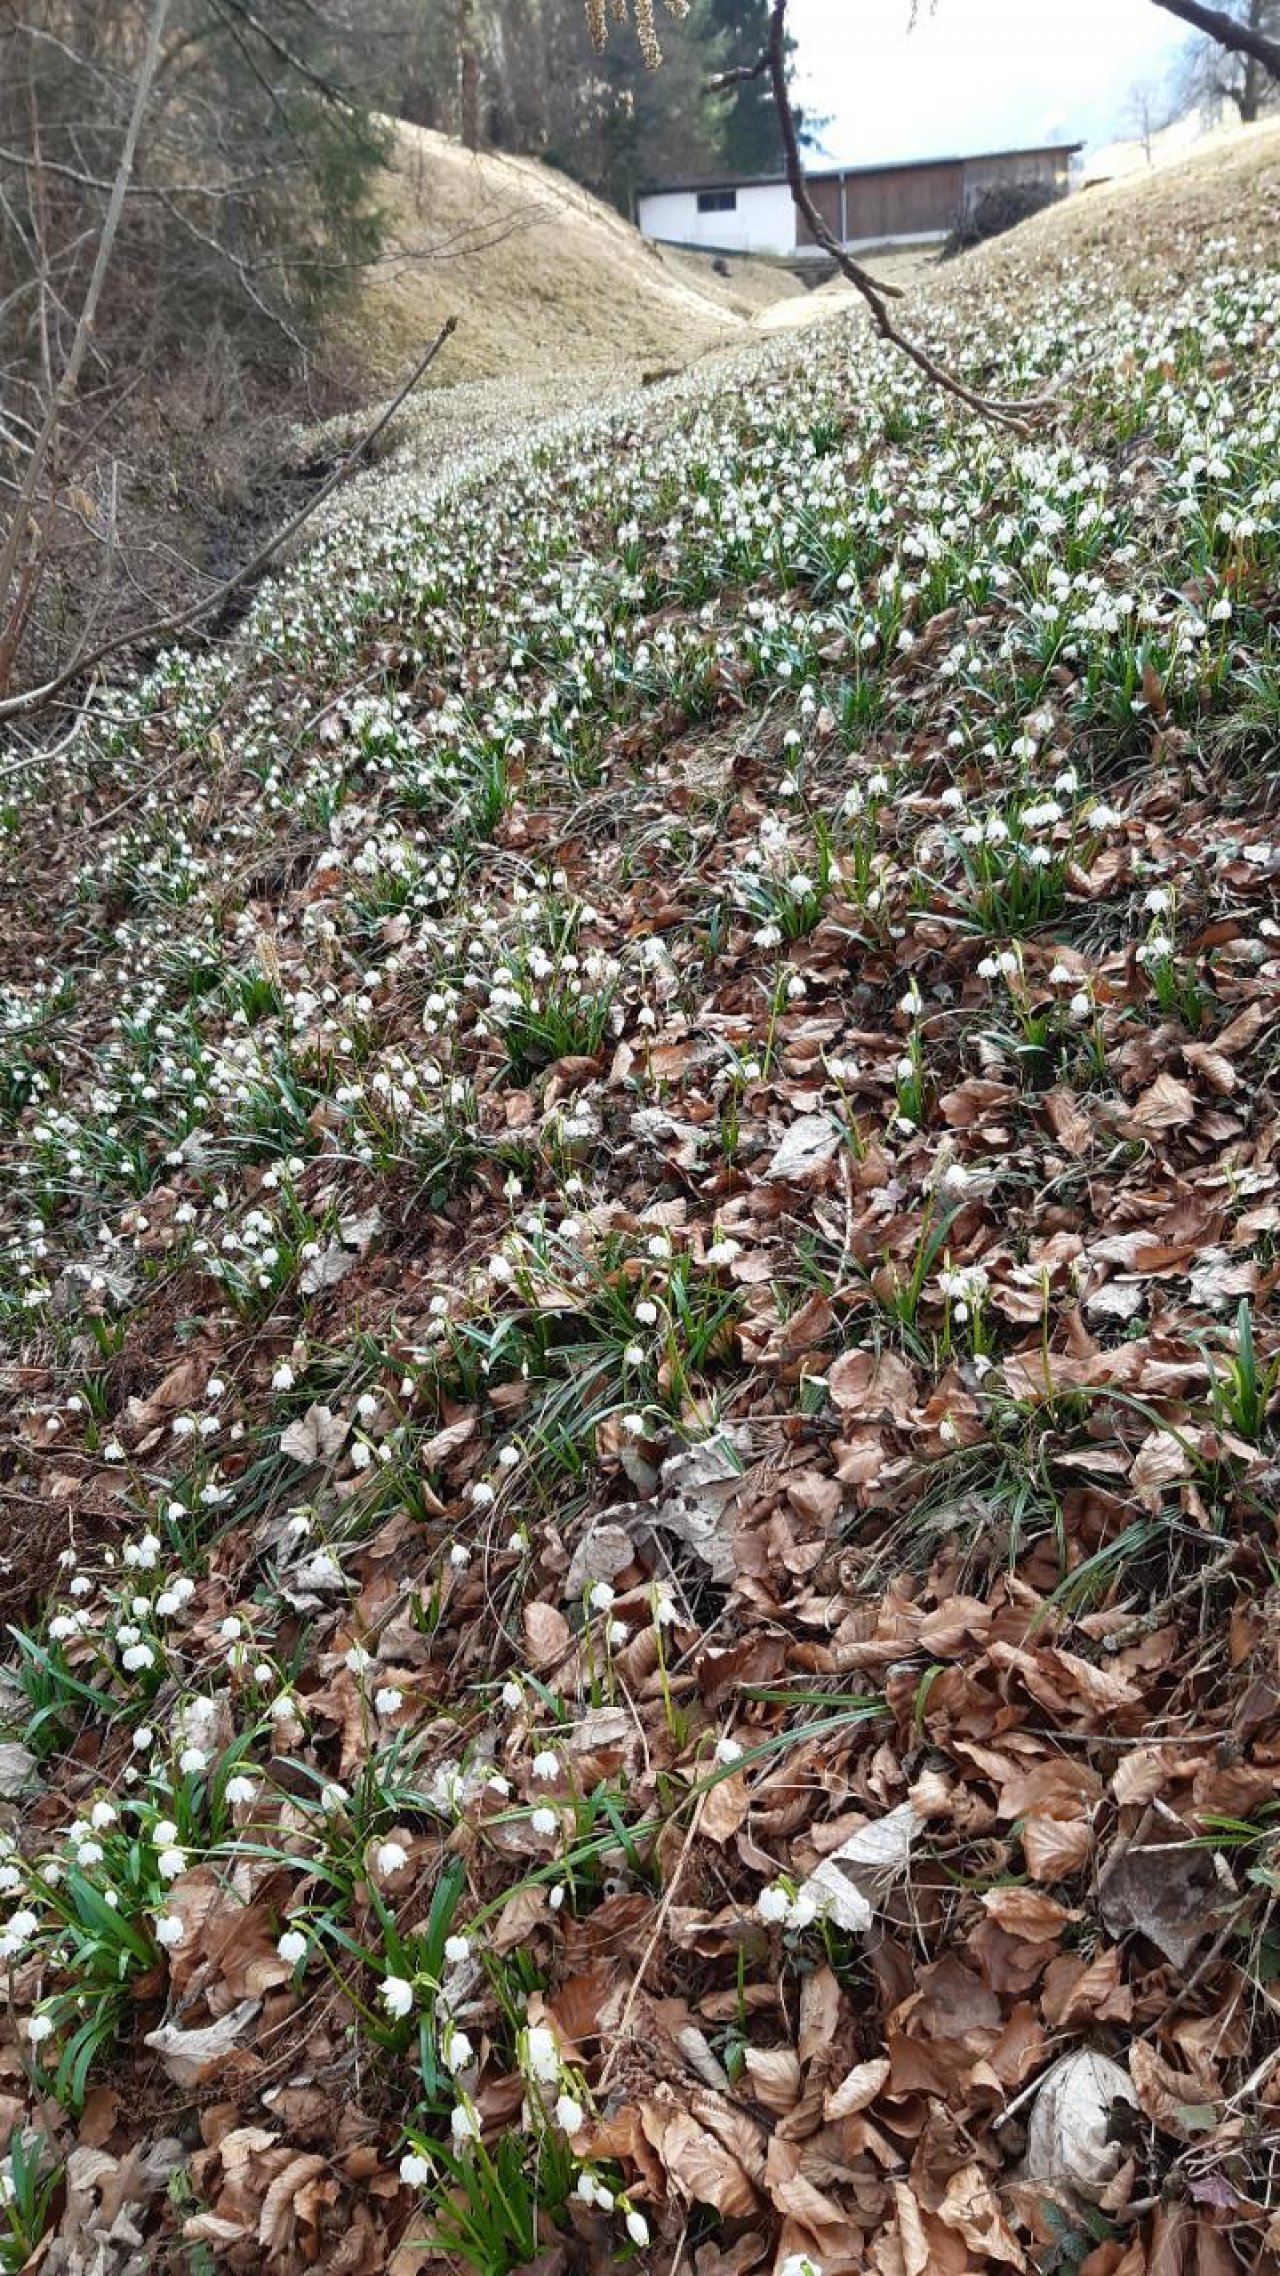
(788, 0), (1191, 164)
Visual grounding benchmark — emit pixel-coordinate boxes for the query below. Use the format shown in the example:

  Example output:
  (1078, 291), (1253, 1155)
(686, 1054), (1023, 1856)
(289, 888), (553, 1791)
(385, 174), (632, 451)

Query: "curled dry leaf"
(1024, 2050), (1138, 2204)
(144, 1999), (262, 2087)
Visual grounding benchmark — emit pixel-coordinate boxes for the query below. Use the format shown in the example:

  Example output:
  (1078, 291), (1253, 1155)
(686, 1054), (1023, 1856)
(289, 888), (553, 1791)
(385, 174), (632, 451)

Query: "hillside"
(4, 131), (1280, 2276)
(345, 123), (800, 392)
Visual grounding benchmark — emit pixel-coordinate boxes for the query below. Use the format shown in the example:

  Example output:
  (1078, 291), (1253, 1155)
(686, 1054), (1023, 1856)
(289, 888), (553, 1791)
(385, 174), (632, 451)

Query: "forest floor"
(4, 116), (1280, 2276)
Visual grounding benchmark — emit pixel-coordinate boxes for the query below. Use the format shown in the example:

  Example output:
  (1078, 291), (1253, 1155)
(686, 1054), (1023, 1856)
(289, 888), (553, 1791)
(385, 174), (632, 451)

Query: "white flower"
(524, 2025), (559, 2083)
(625, 2209), (650, 2247)
(530, 1806), (558, 1838)
(779, 2256), (824, 2276)
(375, 1688), (404, 1717)
(443, 1934), (470, 1965)
(225, 1775), (258, 1806)
(157, 1848), (186, 1880)
(271, 1363), (295, 1391)
(25, 2014), (54, 2045)
(1144, 887), (1171, 913)
(153, 1819), (178, 1846)
(399, 2151), (431, 2189)
(470, 1481), (495, 1507)
(714, 1737), (743, 1764)
(555, 2093), (586, 2135)
(634, 1300), (658, 1326)
(588, 1582), (615, 1613)
(121, 1644), (155, 1673)
(375, 1840), (409, 1878)
(450, 2101), (480, 2144)
(154, 1914), (185, 1948)
(757, 1884), (790, 1925)
(320, 1783), (348, 1814)
(90, 1801), (117, 1832)
(501, 1681), (523, 1711)
(178, 1748), (207, 1776)
(277, 1929), (308, 1967)
(380, 1974), (414, 2020)
(443, 2027), (474, 2072)
(532, 1751), (559, 1780)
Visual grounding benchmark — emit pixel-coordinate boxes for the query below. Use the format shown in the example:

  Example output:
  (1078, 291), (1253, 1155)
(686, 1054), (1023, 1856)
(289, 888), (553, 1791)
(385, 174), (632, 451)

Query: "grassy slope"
(343, 122), (798, 393)
(3, 131), (1280, 2272)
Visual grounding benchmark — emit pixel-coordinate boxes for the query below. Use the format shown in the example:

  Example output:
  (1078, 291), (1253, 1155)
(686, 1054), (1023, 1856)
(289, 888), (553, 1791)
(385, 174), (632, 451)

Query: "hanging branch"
(1149, 0), (1280, 83)
(754, 0), (1043, 435)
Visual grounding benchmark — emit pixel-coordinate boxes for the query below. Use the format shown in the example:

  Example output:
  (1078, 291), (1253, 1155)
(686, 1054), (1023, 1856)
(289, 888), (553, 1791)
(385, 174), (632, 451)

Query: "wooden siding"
(960, 149), (1070, 213)
(794, 149), (1070, 248)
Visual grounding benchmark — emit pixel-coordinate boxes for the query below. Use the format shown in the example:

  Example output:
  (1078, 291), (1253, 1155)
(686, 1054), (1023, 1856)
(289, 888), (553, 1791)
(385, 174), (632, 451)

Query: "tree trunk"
(457, 0), (480, 150)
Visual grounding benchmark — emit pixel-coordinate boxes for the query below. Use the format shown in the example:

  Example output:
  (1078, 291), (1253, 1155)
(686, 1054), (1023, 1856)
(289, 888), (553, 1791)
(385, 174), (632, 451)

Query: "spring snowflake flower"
(450, 2101), (481, 2144)
(757, 1885), (790, 1925)
(588, 1582), (615, 1613)
(634, 1300), (658, 1326)
(154, 1914), (184, 1948)
(625, 2209), (650, 2247)
(271, 1363), (295, 1391)
(779, 2257), (824, 2276)
(555, 2093), (586, 2135)
(380, 1975), (414, 2020)
(375, 1688), (404, 1717)
(443, 1934), (471, 1965)
(532, 1751), (559, 1780)
(277, 1929), (308, 1967)
(524, 2025), (559, 2083)
(501, 1681), (524, 1711)
(25, 2014), (54, 2046)
(530, 1806), (558, 1838)
(469, 1481), (495, 1507)
(375, 1840), (409, 1879)
(400, 2152), (431, 2189)
(225, 1776), (258, 1806)
(714, 1736), (744, 1765)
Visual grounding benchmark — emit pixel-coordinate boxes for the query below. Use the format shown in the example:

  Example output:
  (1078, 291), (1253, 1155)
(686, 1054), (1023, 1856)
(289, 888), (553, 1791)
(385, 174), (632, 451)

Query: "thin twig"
(762, 0), (1047, 435)
(0, 315), (457, 731)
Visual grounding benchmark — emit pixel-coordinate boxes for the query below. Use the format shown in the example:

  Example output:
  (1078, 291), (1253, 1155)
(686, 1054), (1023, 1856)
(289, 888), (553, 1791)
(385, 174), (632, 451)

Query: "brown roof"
(640, 144), (1083, 201)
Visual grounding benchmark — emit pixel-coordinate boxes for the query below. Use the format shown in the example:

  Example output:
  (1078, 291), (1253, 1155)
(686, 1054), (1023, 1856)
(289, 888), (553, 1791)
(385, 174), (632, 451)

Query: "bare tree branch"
(0, 0), (173, 697)
(0, 314), (457, 728)
(1149, 0), (1280, 83)
(762, 0), (1042, 434)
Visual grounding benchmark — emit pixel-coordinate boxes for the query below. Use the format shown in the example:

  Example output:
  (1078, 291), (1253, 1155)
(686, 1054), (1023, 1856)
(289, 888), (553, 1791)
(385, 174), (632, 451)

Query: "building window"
(697, 189), (737, 214)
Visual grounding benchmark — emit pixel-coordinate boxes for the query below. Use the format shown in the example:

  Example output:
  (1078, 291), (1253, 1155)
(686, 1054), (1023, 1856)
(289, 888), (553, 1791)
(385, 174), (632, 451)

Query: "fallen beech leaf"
(799, 1802), (918, 1931)
(824, 2056), (890, 2119)
(1125, 1072), (1196, 1134)
(764, 1113), (839, 1183)
(1099, 1836), (1222, 1969)
(1025, 2050), (1137, 2203)
(144, 2000), (261, 2087)
(279, 1404), (347, 1465)
(524, 1601), (572, 1668)
(645, 2104), (757, 2218)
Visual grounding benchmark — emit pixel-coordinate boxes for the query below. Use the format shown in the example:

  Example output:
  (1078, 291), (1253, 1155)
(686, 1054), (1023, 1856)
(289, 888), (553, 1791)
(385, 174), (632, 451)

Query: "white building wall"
(636, 182), (796, 256)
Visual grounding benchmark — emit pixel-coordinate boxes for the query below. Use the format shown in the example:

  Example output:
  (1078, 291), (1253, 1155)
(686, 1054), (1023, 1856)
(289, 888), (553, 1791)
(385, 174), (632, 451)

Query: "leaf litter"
(1, 197), (1280, 2276)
